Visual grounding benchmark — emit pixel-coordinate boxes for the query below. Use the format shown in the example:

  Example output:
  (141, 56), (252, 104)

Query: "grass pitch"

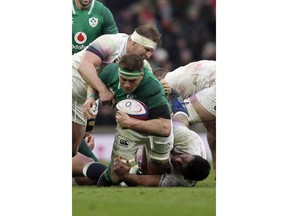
(72, 168), (216, 216)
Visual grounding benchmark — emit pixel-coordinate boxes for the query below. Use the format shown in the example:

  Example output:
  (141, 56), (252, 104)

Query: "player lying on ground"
(153, 60), (216, 178)
(113, 118), (211, 187)
(72, 120), (211, 187)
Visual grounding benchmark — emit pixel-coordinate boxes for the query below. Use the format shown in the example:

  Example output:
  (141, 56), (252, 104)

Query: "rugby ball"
(116, 99), (149, 120)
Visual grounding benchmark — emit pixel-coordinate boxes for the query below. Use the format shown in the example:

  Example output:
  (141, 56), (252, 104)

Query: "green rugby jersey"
(99, 63), (170, 111)
(72, 0), (118, 54)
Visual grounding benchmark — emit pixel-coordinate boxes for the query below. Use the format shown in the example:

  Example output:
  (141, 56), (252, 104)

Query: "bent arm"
(122, 174), (161, 187)
(78, 51), (108, 93)
(116, 112), (171, 137)
(78, 51), (115, 106)
(113, 157), (161, 186)
(116, 104), (172, 137)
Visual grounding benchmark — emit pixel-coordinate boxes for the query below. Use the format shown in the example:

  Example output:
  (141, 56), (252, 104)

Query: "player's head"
(171, 154), (211, 181)
(128, 24), (161, 59)
(118, 54), (144, 93)
(153, 67), (169, 81)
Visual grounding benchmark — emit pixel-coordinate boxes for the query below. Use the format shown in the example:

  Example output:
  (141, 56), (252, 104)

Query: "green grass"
(72, 168), (216, 216)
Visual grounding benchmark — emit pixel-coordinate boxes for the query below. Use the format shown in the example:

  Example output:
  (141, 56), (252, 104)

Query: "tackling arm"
(113, 157), (161, 187)
(78, 51), (115, 106)
(116, 103), (172, 137)
(116, 111), (171, 137)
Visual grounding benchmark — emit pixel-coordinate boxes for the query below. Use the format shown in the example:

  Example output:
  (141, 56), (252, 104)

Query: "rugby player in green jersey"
(72, 0), (118, 54)
(72, 24), (161, 157)
(81, 53), (173, 186)
(72, 0), (118, 164)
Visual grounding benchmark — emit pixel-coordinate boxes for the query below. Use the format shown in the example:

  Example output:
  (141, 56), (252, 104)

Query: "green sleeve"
(99, 63), (118, 85)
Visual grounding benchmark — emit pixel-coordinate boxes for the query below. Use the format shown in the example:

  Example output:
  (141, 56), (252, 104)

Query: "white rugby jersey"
(164, 60), (216, 99)
(72, 33), (152, 84)
(158, 122), (206, 187)
(72, 33), (128, 71)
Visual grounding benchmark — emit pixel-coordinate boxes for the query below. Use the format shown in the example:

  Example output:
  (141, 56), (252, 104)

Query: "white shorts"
(72, 67), (88, 125)
(195, 84), (216, 116)
(112, 121), (174, 165)
(184, 84), (216, 123)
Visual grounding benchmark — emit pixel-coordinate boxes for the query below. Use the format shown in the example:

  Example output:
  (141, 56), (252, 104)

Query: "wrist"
(87, 93), (96, 99)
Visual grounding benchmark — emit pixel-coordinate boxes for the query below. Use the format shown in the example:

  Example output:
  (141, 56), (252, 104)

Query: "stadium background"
(92, 0), (216, 162)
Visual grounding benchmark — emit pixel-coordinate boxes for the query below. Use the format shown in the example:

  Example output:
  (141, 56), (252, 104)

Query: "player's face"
(131, 42), (154, 60)
(119, 74), (143, 93)
(171, 154), (195, 176)
(77, 0), (92, 8)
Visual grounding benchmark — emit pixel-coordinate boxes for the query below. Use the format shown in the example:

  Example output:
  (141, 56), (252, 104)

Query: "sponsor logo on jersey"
(72, 44), (86, 51)
(119, 139), (129, 147)
(89, 17), (98, 28)
(74, 32), (87, 44)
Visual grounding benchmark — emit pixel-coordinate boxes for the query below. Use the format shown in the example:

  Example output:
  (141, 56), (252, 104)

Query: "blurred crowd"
(96, 0), (216, 126)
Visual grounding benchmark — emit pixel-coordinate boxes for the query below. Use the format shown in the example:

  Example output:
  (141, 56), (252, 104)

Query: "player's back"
(165, 60), (216, 99)
(172, 121), (206, 159)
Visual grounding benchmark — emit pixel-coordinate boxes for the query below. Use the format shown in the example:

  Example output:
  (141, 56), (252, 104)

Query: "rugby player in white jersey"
(153, 60), (216, 177)
(113, 119), (211, 187)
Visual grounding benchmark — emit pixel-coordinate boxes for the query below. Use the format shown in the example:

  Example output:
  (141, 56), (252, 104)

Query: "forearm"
(87, 85), (99, 99)
(78, 63), (108, 93)
(126, 118), (171, 137)
(122, 174), (161, 187)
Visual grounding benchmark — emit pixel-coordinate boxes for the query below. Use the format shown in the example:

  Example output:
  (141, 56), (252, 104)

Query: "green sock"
(78, 139), (98, 162)
(97, 166), (112, 186)
(104, 168), (112, 181)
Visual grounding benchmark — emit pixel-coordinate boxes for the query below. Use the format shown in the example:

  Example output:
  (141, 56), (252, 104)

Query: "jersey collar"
(72, 0), (95, 14)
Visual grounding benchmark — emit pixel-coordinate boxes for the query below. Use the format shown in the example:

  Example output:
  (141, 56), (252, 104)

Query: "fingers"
(160, 79), (171, 95)
(83, 99), (97, 119)
(101, 98), (116, 106)
(114, 156), (130, 165)
(114, 156), (121, 162)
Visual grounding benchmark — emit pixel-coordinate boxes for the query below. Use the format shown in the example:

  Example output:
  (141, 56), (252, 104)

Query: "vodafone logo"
(74, 32), (87, 44)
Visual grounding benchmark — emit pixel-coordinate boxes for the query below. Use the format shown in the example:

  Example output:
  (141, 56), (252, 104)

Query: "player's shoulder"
(91, 0), (103, 11)
(97, 33), (128, 53)
(143, 67), (158, 80)
(97, 33), (127, 41)
(100, 63), (119, 82)
(189, 60), (216, 69)
(93, 1), (111, 14)
(102, 62), (118, 72)
(142, 70), (163, 89)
